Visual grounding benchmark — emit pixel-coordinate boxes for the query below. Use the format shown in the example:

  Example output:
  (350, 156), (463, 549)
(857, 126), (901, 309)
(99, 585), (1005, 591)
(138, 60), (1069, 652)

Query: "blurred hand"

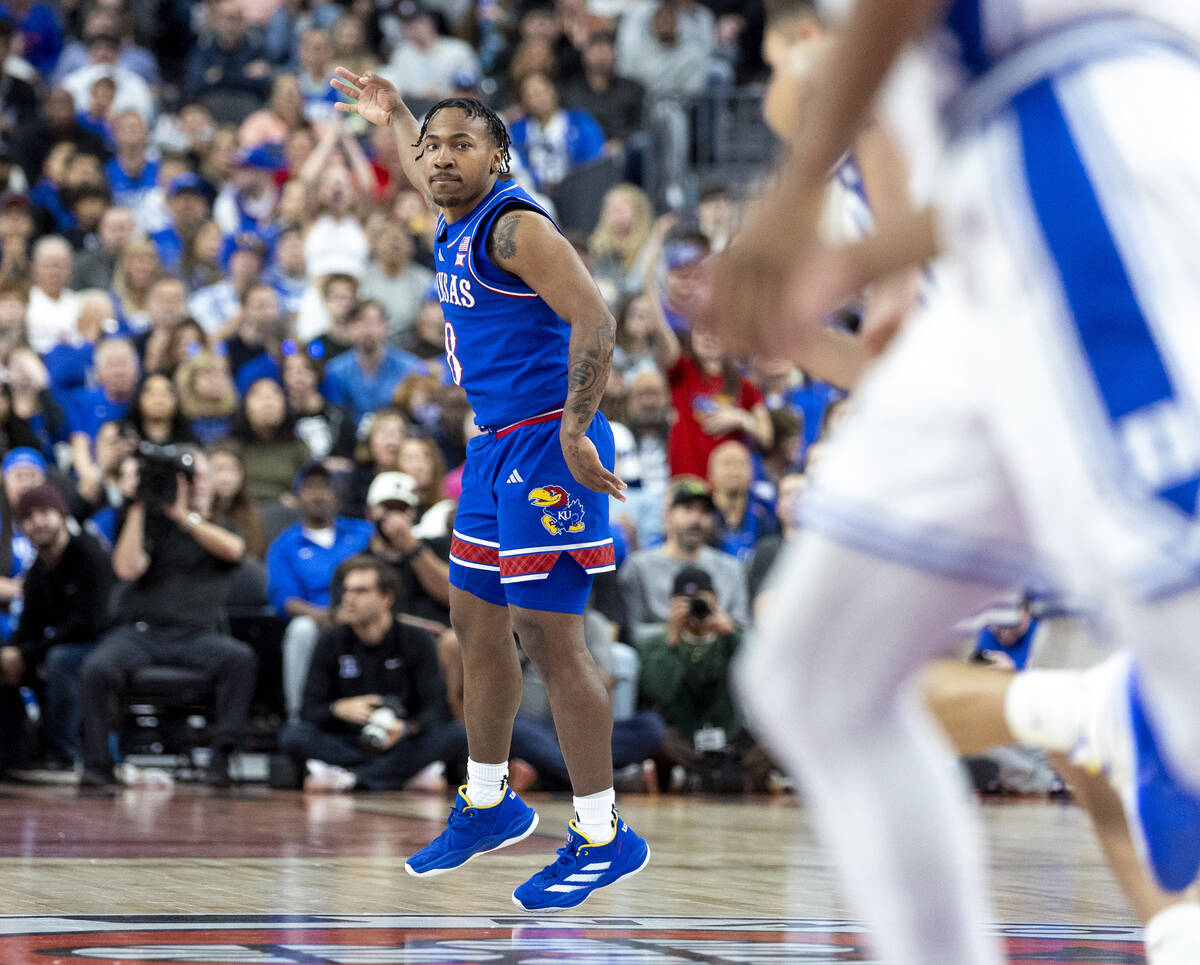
(163, 474), (190, 525)
(861, 266), (922, 357)
(0, 645), (23, 685)
(379, 508), (417, 552)
(332, 694), (382, 726)
(0, 575), (23, 602)
(666, 596), (689, 646)
(699, 404), (749, 437)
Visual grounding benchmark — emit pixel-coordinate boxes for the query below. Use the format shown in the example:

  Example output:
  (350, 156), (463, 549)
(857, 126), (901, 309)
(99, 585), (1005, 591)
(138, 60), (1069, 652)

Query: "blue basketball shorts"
(449, 408), (616, 614)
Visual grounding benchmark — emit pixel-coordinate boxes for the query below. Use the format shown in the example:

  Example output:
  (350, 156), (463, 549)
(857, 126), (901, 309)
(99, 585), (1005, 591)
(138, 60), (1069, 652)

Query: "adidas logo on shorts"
(506, 470), (524, 484)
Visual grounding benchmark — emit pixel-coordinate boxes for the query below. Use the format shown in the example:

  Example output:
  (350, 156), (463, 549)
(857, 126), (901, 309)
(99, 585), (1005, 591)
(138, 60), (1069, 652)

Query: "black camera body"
(135, 442), (195, 507)
(686, 594), (712, 622)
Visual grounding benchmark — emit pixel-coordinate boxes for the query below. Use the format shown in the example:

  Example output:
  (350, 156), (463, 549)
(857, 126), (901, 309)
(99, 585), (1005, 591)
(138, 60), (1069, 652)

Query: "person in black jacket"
(0, 484), (114, 769)
(280, 554), (466, 792)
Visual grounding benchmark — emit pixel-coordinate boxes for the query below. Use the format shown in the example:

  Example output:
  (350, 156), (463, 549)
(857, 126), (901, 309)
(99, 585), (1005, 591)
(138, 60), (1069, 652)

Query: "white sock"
(1146, 902), (1200, 965)
(466, 758), (507, 807)
(573, 788), (617, 842)
(1003, 670), (1086, 752)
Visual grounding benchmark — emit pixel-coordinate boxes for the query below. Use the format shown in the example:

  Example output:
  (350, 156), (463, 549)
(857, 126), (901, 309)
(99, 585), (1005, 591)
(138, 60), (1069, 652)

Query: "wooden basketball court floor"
(0, 783), (1148, 963)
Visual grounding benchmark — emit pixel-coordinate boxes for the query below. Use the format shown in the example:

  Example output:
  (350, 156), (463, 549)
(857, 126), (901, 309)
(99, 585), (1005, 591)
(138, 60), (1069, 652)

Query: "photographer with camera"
(78, 444), (257, 791)
(279, 555), (466, 793)
(638, 565), (763, 793)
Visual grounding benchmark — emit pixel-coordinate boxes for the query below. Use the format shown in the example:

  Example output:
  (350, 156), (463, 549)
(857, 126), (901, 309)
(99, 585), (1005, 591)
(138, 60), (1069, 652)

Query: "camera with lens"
(686, 594), (712, 622)
(135, 442), (195, 507)
(361, 698), (407, 748)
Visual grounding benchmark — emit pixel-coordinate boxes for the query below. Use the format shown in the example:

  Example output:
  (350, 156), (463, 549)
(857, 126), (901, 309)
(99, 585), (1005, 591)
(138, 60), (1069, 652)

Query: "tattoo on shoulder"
(487, 211), (522, 262)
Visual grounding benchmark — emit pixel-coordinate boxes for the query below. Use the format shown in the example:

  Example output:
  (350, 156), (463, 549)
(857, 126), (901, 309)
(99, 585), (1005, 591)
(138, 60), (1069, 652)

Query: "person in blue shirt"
(0, 2), (63, 77)
(104, 110), (159, 211)
(66, 337), (138, 492)
(149, 174), (215, 274)
(323, 299), (427, 428)
(267, 461), (372, 721)
(707, 439), (779, 565)
(508, 72), (606, 192)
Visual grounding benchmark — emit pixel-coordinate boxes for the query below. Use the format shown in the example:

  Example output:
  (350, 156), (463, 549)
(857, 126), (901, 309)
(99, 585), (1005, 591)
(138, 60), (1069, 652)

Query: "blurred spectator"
(132, 149), (189, 236)
(150, 173), (215, 274)
(123, 372), (198, 447)
(189, 232), (266, 337)
(182, 219), (225, 292)
(74, 75), (115, 146)
(26, 236), (81, 354)
(73, 419), (137, 534)
(562, 30), (645, 160)
(67, 336), (138, 485)
(0, 0), (64, 78)
(392, 372), (444, 436)
(706, 440), (777, 564)
(0, 277), (24, 354)
(78, 448), (256, 790)
(616, 0), (719, 94)
(223, 282), (283, 379)
(0, 484), (113, 770)
(346, 406), (408, 516)
(756, 355), (846, 455)
(509, 71), (604, 192)
(761, 405), (804, 494)
(0, 382), (41, 454)
(214, 148), (280, 240)
(61, 33), (154, 123)
(330, 11), (376, 79)
(61, 183), (112, 252)
(379, 2), (480, 102)
(359, 221), (433, 342)
(11, 88), (109, 188)
(133, 276), (188, 373)
(618, 368), (672, 546)
(230, 377), (312, 502)
(71, 205), (135, 290)
(747, 470), (804, 613)
(0, 446), (44, 639)
(297, 28), (342, 124)
(41, 289), (113, 396)
(238, 74), (307, 150)
(397, 436), (455, 539)
(281, 350), (356, 464)
(494, 35), (557, 117)
(264, 0), (342, 68)
(613, 294), (663, 379)
(0, 190), (32, 281)
(325, 299), (428, 428)
(6, 345), (65, 460)
(208, 443), (267, 559)
(361, 471), (450, 627)
(104, 110), (158, 211)
(268, 461), (372, 720)
(52, 6), (161, 88)
(400, 286), (447, 362)
(111, 238), (163, 330)
(279, 554), (466, 792)
(233, 315), (295, 396)
(0, 19), (37, 131)
(265, 223), (308, 318)
(588, 184), (653, 307)
(617, 477), (748, 645)
(638, 564), (764, 792)
(185, 0), (272, 124)
(161, 318), (207, 378)
(297, 166), (368, 342)
(176, 350), (237, 446)
(696, 181), (737, 253)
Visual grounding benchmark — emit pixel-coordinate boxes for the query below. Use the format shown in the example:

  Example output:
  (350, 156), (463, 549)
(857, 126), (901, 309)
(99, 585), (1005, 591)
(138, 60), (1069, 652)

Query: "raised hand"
(330, 66), (402, 127)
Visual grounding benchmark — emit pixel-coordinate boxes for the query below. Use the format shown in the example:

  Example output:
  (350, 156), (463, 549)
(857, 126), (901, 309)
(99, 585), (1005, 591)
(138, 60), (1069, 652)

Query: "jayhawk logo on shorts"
(528, 485), (586, 536)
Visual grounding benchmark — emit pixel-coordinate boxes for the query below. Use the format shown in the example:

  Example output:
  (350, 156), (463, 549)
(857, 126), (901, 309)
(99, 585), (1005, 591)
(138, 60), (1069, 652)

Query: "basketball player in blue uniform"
(705, 2), (1200, 963)
(330, 66), (649, 911)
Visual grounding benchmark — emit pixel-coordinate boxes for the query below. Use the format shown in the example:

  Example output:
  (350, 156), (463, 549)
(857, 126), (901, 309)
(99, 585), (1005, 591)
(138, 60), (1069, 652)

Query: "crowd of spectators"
(0, 0), (851, 796)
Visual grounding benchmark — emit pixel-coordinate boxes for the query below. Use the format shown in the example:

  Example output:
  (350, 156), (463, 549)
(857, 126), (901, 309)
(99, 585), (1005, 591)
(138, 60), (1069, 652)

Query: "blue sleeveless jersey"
(434, 180), (570, 429)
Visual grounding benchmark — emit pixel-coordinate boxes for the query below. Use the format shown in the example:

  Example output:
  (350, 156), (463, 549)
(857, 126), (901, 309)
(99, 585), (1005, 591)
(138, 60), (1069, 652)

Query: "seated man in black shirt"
(78, 449), (257, 789)
(281, 555), (466, 793)
(0, 484), (114, 770)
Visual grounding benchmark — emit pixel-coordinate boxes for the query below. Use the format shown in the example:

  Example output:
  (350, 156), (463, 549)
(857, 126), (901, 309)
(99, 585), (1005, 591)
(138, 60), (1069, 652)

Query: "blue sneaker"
(512, 817), (650, 912)
(1070, 653), (1200, 892)
(405, 785), (539, 877)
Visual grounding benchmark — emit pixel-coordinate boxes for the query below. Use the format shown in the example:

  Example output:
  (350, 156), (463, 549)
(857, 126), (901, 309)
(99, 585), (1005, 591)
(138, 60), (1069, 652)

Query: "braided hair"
(413, 97), (513, 175)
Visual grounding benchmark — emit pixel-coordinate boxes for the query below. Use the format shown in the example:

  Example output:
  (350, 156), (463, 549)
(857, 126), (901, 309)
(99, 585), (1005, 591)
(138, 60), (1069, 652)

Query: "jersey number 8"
(445, 321), (464, 386)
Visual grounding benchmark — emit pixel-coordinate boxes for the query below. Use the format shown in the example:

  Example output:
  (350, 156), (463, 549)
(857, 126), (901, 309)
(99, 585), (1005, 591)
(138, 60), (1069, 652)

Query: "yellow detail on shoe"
(568, 818), (618, 847)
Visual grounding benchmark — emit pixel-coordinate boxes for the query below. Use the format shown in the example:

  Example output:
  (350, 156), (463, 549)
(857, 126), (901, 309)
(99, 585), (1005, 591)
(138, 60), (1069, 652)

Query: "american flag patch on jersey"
(455, 235), (470, 267)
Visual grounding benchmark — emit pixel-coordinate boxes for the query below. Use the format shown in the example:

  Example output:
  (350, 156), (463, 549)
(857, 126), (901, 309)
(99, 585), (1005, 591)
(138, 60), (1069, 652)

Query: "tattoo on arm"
(563, 318), (616, 437)
(487, 211), (522, 262)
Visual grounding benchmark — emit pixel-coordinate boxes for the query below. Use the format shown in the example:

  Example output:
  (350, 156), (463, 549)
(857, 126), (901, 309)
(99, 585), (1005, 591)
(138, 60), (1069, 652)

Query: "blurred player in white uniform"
(710, 3), (1200, 963)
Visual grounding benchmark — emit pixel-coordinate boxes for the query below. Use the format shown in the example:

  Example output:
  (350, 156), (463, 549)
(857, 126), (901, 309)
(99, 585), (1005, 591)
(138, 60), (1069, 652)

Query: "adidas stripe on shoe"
(512, 817), (649, 912)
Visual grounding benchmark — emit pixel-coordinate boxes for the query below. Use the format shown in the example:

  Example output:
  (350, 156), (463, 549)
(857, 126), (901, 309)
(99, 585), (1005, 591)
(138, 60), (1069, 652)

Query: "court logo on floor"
(0, 916), (1147, 963)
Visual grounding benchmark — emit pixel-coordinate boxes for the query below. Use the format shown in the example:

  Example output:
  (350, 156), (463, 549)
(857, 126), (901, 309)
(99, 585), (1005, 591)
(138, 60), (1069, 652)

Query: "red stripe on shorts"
(451, 537), (500, 567)
(568, 544), (616, 569)
(499, 552), (561, 578)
